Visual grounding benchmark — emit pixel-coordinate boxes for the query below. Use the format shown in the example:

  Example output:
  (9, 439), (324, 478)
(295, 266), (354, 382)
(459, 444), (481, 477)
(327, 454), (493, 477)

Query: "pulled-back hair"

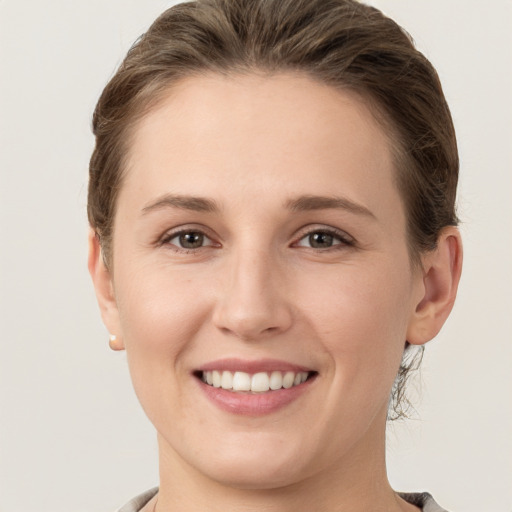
(88, 0), (458, 419)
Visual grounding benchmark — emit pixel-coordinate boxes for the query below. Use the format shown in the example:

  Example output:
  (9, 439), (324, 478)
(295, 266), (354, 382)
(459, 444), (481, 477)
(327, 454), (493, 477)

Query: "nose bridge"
(213, 238), (292, 340)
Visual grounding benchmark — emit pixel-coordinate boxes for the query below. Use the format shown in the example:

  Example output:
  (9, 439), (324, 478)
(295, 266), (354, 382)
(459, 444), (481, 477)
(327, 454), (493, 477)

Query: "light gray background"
(1, 1), (511, 511)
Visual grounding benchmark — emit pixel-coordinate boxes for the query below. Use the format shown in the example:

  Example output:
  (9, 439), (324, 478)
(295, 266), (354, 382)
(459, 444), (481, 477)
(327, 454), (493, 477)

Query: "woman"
(87, 0), (462, 510)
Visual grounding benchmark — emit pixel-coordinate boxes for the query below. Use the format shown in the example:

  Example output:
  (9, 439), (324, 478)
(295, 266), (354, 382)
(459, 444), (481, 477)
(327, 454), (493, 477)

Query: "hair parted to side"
(88, 0), (459, 419)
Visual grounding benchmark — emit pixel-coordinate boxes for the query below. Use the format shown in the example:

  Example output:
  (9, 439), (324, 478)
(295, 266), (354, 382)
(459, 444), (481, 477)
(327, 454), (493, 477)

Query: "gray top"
(117, 487), (450, 511)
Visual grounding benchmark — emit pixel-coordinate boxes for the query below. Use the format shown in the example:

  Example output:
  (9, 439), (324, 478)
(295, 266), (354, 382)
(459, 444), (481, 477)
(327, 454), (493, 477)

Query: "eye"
(295, 229), (353, 249)
(163, 230), (215, 250)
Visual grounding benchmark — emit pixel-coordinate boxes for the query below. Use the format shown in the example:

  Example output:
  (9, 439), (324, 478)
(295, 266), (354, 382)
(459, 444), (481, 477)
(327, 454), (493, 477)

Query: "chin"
(205, 457), (308, 490)
(178, 430), (314, 490)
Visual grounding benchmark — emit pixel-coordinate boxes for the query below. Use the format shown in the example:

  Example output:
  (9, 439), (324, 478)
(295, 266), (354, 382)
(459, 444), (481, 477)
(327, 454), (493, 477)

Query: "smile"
(200, 370), (310, 393)
(195, 359), (317, 415)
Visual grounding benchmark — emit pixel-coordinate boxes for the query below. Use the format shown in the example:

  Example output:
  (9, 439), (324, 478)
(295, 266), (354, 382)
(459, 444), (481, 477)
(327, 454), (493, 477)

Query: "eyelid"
(158, 224), (220, 250)
(156, 223), (354, 251)
(292, 225), (355, 248)
(168, 231), (215, 247)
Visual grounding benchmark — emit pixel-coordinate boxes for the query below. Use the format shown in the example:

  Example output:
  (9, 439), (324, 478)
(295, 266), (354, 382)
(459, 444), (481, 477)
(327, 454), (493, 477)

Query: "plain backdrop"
(1, 1), (511, 511)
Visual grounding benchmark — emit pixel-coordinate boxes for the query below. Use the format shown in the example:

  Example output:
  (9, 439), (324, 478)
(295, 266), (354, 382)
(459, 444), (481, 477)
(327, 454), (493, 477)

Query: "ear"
(88, 229), (125, 351)
(407, 226), (463, 345)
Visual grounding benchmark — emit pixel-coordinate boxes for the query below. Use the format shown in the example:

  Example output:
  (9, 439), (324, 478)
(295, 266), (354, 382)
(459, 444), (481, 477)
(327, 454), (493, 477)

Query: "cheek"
(114, 261), (211, 379)
(298, 257), (414, 391)
(112, 261), (218, 429)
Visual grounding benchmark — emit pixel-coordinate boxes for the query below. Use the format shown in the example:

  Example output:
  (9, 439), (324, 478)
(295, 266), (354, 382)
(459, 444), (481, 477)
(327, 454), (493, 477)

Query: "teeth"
(221, 371), (233, 390)
(251, 372), (270, 392)
(212, 370), (222, 388)
(269, 371), (283, 390)
(282, 371), (295, 389)
(233, 371), (251, 391)
(201, 370), (310, 392)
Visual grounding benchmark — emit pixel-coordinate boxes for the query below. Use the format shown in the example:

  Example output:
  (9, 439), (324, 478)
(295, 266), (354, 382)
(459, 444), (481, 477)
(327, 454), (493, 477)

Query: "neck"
(154, 411), (417, 512)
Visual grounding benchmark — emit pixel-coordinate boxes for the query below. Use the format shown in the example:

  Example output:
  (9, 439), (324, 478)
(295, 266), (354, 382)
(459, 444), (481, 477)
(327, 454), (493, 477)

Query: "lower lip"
(196, 376), (316, 416)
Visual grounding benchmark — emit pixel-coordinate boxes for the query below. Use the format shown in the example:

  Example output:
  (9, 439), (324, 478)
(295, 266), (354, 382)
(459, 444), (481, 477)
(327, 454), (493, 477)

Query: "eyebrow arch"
(142, 194), (220, 214)
(286, 195), (376, 219)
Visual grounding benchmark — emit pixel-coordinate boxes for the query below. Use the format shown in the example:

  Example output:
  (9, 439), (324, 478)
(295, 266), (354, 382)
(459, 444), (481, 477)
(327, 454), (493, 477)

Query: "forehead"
(122, 72), (401, 220)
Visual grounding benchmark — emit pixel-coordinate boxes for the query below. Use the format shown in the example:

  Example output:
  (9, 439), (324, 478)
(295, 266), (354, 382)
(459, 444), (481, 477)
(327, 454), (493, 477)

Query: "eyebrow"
(142, 194), (220, 214)
(141, 193), (375, 219)
(285, 195), (376, 219)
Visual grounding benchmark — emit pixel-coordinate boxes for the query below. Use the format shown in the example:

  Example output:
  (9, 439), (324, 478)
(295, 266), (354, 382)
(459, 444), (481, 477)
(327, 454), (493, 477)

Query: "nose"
(212, 246), (293, 341)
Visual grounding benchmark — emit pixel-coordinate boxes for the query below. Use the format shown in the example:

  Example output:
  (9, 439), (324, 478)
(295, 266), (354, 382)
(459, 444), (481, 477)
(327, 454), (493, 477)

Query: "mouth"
(193, 359), (318, 415)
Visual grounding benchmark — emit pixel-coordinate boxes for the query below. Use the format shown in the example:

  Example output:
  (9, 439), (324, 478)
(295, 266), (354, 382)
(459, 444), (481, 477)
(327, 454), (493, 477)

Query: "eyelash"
(159, 226), (355, 253)
(293, 227), (354, 250)
(159, 228), (217, 253)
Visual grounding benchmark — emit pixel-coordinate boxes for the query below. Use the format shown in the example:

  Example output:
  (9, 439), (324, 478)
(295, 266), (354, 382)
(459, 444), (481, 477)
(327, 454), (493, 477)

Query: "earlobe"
(87, 229), (125, 350)
(108, 334), (124, 351)
(407, 226), (463, 346)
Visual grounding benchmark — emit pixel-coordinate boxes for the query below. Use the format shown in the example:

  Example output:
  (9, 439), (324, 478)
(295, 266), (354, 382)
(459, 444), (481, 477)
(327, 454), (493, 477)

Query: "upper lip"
(196, 358), (314, 374)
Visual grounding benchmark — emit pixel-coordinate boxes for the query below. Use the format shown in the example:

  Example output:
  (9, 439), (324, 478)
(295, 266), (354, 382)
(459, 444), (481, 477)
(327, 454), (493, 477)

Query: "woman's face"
(101, 73), (427, 488)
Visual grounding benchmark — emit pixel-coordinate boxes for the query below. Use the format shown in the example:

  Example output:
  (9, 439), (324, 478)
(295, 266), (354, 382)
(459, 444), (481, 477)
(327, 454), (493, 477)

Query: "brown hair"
(88, 0), (458, 419)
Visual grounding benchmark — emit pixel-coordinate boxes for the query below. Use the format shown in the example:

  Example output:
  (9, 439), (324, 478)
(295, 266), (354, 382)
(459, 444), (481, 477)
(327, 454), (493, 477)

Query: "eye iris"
(309, 232), (334, 248)
(179, 232), (204, 249)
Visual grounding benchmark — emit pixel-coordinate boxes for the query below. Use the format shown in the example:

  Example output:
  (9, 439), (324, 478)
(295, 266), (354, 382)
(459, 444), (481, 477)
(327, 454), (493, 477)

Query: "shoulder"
(116, 488), (450, 512)
(399, 492), (451, 512)
(115, 487), (159, 512)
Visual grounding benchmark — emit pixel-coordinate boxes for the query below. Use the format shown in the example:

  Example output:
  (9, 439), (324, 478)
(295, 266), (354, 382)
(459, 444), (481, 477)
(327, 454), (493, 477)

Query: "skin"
(89, 72), (462, 512)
